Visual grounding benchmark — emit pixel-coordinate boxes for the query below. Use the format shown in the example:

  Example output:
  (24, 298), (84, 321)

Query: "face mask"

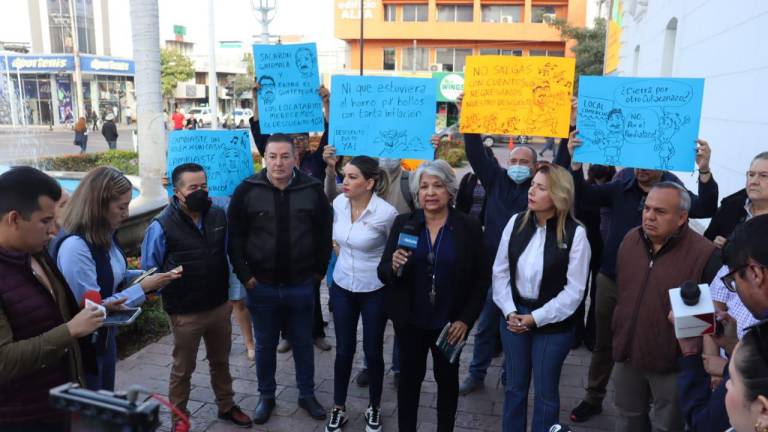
(378, 158), (401, 175)
(182, 189), (210, 212)
(506, 165), (531, 184)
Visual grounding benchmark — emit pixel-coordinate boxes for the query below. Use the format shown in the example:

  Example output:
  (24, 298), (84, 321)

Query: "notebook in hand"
(435, 322), (466, 364)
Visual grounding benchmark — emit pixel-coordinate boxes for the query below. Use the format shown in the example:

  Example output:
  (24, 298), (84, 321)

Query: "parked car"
(436, 124), (512, 148)
(186, 107), (222, 128)
(223, 109), (253, 129)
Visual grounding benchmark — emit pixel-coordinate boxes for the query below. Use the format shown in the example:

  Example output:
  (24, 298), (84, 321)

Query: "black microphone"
(396, 223), (420, 277)
(680, 280), (700, 306)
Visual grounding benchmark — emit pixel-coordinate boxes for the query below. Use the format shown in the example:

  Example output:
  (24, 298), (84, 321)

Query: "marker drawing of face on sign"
(259, 75), (276, 104)
(295, 48), (315, 78)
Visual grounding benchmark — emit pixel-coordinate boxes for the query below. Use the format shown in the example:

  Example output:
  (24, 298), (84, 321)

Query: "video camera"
(49, 383), (161, 431)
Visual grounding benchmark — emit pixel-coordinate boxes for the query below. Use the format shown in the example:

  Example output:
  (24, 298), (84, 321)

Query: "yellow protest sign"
(460, 56), (576, 138)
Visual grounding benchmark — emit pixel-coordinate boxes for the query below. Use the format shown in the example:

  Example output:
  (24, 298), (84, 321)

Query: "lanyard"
(425, 225), (446, 305)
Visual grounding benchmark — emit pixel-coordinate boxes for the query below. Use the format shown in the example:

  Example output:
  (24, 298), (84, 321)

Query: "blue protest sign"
(574, 76), (704, 172)
(167, 130), (254, 197)
(252, 43), (324, 134)
(329, 75), (437, 160)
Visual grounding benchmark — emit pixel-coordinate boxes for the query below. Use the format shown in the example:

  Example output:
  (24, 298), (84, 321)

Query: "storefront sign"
(433, 72), (464, 102)
(337, 0), (377, 19)
(1, 55), (73, 73)
(81, 56), (135, 75)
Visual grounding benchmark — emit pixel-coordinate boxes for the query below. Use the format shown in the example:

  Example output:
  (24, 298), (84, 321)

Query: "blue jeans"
(467, 289), (502, 382)
(85, 329), (116, 391)
(330, 283), (387, 407)
(500, 306), (574, 432)
(247, 279), (316, 399)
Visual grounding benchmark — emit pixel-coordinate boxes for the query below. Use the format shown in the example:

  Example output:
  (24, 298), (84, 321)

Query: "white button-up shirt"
(492, 213), (591, 327)
(332, 193), (398, 292)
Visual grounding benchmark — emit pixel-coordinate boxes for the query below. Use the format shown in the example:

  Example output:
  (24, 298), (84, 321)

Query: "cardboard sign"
(253, 42), (324, 133)
(329, 75), (437, 160)
(460, 56), (575, 138)
(167, 130), (254, 197)
(575, 76), (704, 171)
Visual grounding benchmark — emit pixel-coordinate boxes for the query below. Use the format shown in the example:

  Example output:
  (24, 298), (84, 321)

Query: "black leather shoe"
(252, 398), (276, 425)
(298, 396), (327, 420)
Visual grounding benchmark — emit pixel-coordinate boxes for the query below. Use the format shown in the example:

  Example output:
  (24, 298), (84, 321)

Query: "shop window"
(436, 48), (473, 72)
(384, 4), (397, 22)
(532, 5), (556, 23)
(437, 5), (473, 22)
(481, 5), (522, 23)
(402, 47), (429, 71)
(403, 4), (428, 22)
(47, 0), (97, 54)
(480, 48), (523, 56)
(383, 48), (396, 70)
(529, 49), (564, 57)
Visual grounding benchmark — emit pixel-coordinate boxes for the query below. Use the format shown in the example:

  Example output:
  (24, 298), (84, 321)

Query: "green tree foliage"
(160, 48), (195, 98)
(230, 74), (254, 100)
(242, 52), (255, 78)
(550, 18), (607, 88)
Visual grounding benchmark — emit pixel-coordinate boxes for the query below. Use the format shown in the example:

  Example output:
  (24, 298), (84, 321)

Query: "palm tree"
(129, 0), (167, 201)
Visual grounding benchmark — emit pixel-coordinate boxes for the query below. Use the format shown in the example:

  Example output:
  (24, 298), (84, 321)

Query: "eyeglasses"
(722, 263), (768, 292)
(721, 265), (747, 293)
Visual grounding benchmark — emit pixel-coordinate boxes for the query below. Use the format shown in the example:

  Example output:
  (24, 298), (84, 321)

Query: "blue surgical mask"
(506, 165), (531, 184)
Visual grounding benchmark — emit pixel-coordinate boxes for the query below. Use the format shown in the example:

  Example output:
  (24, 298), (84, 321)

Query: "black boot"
(252, 398), (276, 424)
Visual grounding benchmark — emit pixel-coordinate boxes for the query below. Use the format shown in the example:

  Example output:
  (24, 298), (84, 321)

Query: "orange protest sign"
(460, 56), (575, 138)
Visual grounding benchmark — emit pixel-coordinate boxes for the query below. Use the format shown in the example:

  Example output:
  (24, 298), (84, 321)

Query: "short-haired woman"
(378, 160), (490, 432)
(52, 167), (179, 390)
(325, 156), (398, 432)
(493, 164), (591, 431)
(725, 322), (768, 432)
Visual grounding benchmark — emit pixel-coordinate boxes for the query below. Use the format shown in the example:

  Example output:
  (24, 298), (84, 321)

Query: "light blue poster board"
(167, 130), (254, 197)
(252, 42), (324, 134)
(574, 76), (704, 172)
(329, 75), (437, 160)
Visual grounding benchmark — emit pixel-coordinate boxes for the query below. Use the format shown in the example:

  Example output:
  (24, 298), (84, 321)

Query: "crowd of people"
(0, 84), (767, 432)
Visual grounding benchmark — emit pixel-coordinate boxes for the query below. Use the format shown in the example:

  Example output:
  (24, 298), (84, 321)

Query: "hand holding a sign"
(323, 145), (337, 169)
(567, 129), (584, 170)
(696, 139), (712, 179)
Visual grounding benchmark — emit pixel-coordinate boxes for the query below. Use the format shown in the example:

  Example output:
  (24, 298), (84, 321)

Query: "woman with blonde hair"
(51, 166), (179, 390)
(73, 117), (88, 154)
(492, 164), (591, 431)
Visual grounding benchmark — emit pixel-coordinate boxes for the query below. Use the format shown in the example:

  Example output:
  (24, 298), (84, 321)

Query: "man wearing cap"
(101, 113), (118, 150)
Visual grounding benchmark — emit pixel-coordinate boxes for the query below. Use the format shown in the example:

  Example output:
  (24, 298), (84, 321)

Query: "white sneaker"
(325, 407), (348, 432)
(364, 406), (381, 432)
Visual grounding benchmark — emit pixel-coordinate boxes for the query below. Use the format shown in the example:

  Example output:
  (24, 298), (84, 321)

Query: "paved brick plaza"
(117, 282), (617, 431)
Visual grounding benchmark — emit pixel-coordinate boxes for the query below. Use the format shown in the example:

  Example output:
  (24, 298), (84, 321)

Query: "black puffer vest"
(507, 213), (581, 333)
(155, 200), (229, 315)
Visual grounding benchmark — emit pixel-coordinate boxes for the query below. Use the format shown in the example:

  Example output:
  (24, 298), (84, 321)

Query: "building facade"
(613, 0), (768, 201)
(334, 0), (587, 74)
(0, 0), (135, 126)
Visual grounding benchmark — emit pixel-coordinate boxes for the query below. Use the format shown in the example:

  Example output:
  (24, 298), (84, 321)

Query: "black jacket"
(100, 120), (118, 142)
(377, 209), (490, 330)
(704, 188), (749, 241)
(455, 172), (487, 223)
(155, 200), (229, 315)
(228, 168), (332, 285)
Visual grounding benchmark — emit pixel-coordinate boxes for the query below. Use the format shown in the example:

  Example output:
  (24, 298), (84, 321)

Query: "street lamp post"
(252, 0), (277, 45)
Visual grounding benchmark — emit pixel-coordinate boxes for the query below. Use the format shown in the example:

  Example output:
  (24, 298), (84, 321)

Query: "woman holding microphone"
(378, 160), (489, 432)
(492, 164), (591, 432)
(52, 167), (180, 390)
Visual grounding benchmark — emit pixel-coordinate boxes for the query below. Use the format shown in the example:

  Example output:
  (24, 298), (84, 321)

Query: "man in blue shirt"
(142, 163), (252, 431)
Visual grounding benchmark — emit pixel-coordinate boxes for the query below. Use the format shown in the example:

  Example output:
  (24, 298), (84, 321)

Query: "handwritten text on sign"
(329, 76), (437, 160)
(574, 76), (704, 172)
(167, 130), (254, 197)
(253, 42), (324, 134)
(460, 56), (575, 138)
